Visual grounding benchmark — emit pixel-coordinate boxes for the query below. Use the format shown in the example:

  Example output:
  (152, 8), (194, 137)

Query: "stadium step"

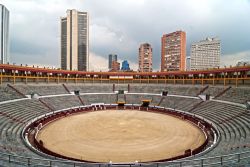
(38, 98), (55, 111)
(214, 86), (232, 98)
(197, 85), (209, 96)
(62, 83), (71, 94)
(7, 84), (26, 98)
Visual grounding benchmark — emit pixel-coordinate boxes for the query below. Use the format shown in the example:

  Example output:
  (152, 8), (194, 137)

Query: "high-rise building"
(186, 56), (191, 71)
(61, 9), (89, 71)
(108, 54), (117, 70)
(139, 43), (153, 72)
(190, 37), (220, 70)
(161, 31), (186, 71)
(111, 60), (120, 71)
(121, 60), (130, 71)
(0, 4), (9, 64)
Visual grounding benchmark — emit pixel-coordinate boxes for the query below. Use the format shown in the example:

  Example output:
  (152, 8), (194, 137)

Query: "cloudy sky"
(1, 0), (250, 71)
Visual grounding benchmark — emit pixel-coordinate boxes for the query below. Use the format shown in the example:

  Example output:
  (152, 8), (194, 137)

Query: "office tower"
(61, 9), (89, 71)
(108, 54), (117, 70)
(190, 37), (220, 70)
(139, 43), (153, 72)
(121, 60), (130, 71)
(186, 56), (191, 71)
(0, 4), (9, 64)
(161, 31), (186, 71)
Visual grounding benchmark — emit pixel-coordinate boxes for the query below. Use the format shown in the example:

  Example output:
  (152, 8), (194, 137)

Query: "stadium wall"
(0, 64), (250, 86)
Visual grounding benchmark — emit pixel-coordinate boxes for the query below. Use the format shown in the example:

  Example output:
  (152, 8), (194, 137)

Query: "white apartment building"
(190, 37), (220, 70)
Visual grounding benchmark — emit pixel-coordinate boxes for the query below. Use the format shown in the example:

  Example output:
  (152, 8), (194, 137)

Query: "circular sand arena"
(37, 110), (206, 163)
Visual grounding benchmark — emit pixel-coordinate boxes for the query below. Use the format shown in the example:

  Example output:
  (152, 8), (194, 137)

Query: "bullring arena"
(0, 64), (250, 166)
(37, 110), (205, 163)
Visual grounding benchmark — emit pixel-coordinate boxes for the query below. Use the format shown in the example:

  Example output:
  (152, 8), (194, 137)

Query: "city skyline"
(1, 0), (250, 71)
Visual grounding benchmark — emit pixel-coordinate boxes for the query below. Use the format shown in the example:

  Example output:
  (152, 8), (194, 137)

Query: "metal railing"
(0, 151), (249, 167)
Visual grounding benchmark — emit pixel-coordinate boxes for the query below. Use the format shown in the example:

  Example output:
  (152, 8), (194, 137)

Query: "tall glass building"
(61, 9), (89, 71)
(108, 54), (117, 70)
(0, 4), (9, 64)
(121, 60), (130, 71)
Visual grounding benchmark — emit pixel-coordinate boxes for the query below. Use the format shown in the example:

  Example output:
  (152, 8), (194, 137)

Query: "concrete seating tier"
(13, 84), (69, 96)
(216, 87), (250, 104)
(80, 94), (117, 105)
(160, 96), (202, 111)
(129, 84), (202, 96)
(0, 85), (24, 102)
(125, 94), (202, 111)
(0, 99), (50, 159)
(202, 86), (225, 97)
(65, 83), (203, 96)
(0, 84), (249, 166)
(66, 84), (113, 93)
(0, 100), (49, 123)
(125, 94), (149, 104)
(42, 95), (82, 110)
(115, 84), (130, 91)
(191, 101), (250, 156)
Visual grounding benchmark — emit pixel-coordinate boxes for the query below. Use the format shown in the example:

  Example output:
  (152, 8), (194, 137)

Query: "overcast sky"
(1, 0), (250, 71)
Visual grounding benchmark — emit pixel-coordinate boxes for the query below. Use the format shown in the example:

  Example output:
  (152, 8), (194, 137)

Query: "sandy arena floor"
(37, 110), (205, 163)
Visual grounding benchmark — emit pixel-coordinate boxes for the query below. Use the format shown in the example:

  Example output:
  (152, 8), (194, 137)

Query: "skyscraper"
(186, 56), (191, 71)
(0, 4), (9, 64)
(139, 43), (153, 72)
(61, 9), (89, 71)
(161, 31), (186, 71)
(108, 54), (117, 70)
(121, 60), (130, 71)
(190, 37), (220, 70)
